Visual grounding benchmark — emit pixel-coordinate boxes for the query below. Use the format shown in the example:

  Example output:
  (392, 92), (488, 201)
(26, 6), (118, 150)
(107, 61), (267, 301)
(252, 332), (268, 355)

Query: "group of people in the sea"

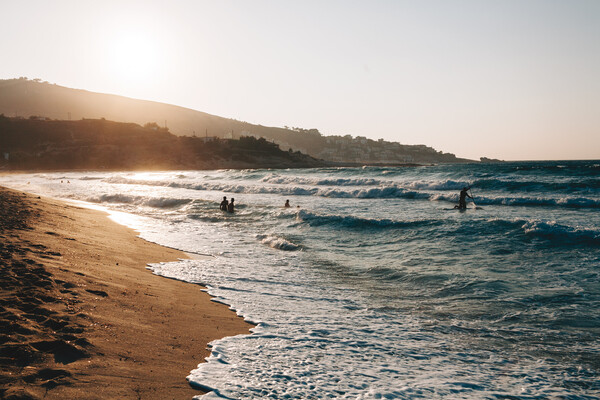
(220, 196), (235, 213)
(219, 197), (298, 213)
(220, 188), (475, 213)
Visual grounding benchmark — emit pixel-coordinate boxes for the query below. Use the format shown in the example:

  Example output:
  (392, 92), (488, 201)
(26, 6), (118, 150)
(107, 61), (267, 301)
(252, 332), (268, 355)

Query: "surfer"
(220, 196), (229, 211)
(227, 198), (235, 213)
(284, 199), (290, 208)
(456, 187), (473, 210)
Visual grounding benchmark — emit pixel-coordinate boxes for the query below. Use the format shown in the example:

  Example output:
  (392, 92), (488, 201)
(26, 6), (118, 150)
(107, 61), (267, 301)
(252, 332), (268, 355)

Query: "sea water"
(3, 161), (599, 399)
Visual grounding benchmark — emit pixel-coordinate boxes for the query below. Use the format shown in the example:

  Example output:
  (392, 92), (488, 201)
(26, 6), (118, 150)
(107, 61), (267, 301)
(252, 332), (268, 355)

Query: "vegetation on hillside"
(0, 116), (325, 171)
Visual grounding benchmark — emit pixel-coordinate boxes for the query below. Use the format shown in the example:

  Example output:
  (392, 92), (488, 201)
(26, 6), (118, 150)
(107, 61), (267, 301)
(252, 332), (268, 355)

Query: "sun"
(109, 31), (160, 83)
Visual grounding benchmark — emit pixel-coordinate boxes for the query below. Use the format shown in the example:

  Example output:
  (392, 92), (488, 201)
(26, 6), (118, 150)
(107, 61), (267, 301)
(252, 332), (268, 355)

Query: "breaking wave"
(257, 235), (302, 251)
(462, 195), (600, 209)
(520, 219), (600, 244)
(260, 175), (384, 187)
(295, 209), (439, 230)
(87, 194), (192, 209)
(98, 176), (600, 209)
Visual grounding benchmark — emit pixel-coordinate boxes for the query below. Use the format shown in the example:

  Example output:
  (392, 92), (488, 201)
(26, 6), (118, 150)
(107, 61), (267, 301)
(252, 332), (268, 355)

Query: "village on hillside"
(242, 128), (464, 164)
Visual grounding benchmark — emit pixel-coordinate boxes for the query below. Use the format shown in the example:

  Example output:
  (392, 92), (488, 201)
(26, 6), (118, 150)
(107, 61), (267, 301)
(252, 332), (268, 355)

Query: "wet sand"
(0, 186), (251, 399)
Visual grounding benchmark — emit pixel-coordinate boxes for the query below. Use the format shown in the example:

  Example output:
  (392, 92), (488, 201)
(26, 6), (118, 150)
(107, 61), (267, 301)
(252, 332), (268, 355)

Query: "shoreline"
(0, 186), (251, 399)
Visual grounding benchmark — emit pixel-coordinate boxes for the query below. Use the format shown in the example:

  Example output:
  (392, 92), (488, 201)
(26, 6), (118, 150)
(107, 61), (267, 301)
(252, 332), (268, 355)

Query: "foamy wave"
(485, 217), (600, 245)
(556, 197), (600, 208)
(100, 173), (439, 200)
(295, 210), (438, 230)
(87, 193), (138, 204)
(257, 235), (302, 251)
(99, 173), (600, 207)
(169, 181), (435, 200)
(405, 177), (600, 196)
(466, 195), (600, 209)
(403, 179), (471, 191)
(521, 220), (600, 244)
(145, 197), (192, 208)
(87, 194), (192, 209)
(471, 177), (600, 192)
(102, 176), (145, 185)
(318, 186), (431, 199)
(260, 175), (384, 187)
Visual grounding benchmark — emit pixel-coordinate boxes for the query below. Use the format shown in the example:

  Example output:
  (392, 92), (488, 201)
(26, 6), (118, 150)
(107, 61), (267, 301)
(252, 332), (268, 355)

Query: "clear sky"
(1, 0), (599, 160)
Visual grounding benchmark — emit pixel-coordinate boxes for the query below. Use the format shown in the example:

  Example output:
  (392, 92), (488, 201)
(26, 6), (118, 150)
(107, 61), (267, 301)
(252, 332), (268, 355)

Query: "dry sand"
(0, 186), (251, 399)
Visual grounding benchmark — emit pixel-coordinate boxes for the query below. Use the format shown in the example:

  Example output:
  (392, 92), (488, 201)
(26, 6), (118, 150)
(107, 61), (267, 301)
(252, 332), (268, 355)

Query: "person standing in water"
(227, 198), (235, 213)
(457, 187), (473, 210)
(284, 199), (290, 208)
(220, 196), (229, 211)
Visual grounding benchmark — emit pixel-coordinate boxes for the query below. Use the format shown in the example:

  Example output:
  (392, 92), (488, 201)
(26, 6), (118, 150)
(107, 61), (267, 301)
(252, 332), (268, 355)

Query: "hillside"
(0, 116), (325, 171)
(0, 78), (470, 164)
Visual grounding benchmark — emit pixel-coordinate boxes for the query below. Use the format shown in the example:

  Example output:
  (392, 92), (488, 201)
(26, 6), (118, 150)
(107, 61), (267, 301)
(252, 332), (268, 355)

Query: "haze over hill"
(0, 78), (469, 164)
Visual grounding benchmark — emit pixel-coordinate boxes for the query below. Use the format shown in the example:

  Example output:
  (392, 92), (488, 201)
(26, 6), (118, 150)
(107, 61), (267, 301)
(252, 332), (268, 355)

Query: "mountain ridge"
(0, 78), (471, 163)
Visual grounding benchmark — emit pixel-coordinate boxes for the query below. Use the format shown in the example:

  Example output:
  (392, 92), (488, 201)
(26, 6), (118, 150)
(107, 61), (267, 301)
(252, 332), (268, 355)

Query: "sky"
(1, 0), (599, 160)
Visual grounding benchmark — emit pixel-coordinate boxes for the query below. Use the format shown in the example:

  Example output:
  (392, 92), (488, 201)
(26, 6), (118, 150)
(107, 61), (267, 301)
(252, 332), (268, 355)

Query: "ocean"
(3, 160), (599, 399)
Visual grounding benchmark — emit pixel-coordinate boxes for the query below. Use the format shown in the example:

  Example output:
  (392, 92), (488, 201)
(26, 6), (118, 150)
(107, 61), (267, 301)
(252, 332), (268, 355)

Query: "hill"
(0, 116), (325, 171)
(0, 78), (470, 164)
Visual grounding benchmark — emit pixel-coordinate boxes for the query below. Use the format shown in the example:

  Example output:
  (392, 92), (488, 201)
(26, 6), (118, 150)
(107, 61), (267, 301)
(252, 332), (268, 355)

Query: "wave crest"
(295, 210), (437, 230)
(87, 194), (192, 209)
(466, 195), (600, 209)
(257, 235), (302, 251)
(521, 220), (600, 244)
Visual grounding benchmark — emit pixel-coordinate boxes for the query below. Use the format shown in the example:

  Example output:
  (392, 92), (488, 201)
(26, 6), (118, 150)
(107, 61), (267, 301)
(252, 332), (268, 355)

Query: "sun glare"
(109, 31), (160, 83)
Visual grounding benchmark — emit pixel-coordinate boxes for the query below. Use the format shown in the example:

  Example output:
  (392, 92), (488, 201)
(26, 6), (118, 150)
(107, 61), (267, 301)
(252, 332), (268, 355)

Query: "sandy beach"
(0, 186), (251, 399)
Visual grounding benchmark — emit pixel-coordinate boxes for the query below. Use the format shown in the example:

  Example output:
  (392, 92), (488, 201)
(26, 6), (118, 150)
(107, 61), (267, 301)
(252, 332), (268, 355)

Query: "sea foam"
(1, 161), (598, 399)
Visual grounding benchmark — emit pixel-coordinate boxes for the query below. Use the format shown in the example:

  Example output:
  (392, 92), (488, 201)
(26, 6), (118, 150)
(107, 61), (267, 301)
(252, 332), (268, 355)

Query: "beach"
(1, 164), (598, 399)
(0, 186), (251, 399)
